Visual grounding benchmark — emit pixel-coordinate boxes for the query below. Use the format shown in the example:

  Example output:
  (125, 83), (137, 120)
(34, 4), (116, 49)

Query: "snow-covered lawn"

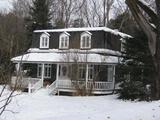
(1, 89), (160, 120)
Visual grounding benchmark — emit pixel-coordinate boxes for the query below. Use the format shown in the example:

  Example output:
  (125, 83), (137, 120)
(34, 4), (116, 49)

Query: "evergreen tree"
(118, 29), (154, 101)
(109, 12), (154, 100)
(30, 0), (52, 30)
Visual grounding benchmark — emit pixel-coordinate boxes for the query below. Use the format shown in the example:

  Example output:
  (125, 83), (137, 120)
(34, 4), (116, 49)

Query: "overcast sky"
(0, 0), (12, 11)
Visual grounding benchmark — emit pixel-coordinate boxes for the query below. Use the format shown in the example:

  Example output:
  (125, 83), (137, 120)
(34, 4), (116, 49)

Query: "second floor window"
(40, 33), (49, 48)
(59, 32), (69, 49)
(80, 32), (91, 49)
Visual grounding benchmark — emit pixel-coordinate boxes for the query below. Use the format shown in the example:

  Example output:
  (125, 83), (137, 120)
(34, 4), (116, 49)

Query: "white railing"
(28, 79), (43, 93)
(48, 80), (57, 95)
(11, 76), (42, 93)
(87, 81), (113, 90)
(56, 80), (114, 91)
(57, 80), (72, 89)
(11, 76), (40, 88)
(71, 80), (86, 89)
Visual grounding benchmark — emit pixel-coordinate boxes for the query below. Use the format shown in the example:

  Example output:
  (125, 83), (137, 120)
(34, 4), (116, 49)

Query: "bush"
(118, 80), (150, 101)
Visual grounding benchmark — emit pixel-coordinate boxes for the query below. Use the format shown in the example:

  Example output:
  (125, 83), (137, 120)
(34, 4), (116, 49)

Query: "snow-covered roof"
(34, 27), (131, 38)
(11, 52), (119, 64)
(27, 48), (121, 56)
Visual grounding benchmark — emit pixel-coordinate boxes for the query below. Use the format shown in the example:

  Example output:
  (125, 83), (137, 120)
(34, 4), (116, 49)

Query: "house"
(11, 27), (131, 95)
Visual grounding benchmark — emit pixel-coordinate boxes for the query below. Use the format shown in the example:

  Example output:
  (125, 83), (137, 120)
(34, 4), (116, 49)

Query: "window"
(79, 64), (86, 80)
(78, 64), (94, 81)
(88, 65), (94, 80)
(107, 66), (114, 82)
(37, 64), (51, 78)
(40, 33), (50, 48)
(121, 38), (126, 52)
(59, 32), (70, 49)
(80, 32), (91, 49)
(59, 64), (68, 77)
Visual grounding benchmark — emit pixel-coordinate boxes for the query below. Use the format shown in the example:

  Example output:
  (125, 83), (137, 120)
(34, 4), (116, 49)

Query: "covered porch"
(11, 51), (118, 95)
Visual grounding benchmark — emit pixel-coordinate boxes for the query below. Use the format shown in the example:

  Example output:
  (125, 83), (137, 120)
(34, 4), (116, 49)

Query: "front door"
(59, 64), (69, 80)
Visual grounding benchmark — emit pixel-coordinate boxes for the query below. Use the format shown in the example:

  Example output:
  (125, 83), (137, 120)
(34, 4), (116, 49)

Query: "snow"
(11, 50), (119, 64)
(34, 27), (132, 38)
(1, 89), (160, 120)
(138, 0), (157, 15)
(27, 48), (121, 56)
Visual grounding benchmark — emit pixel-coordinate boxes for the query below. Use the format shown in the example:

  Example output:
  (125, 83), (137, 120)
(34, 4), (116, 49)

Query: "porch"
(48, 80), (115, 94)
(11, 63), (116, 94)
(11, 51), (118, 95)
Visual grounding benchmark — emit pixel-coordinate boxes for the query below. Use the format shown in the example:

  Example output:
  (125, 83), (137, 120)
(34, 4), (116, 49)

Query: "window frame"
(120, 38), (126, 52)
(59, 32), (70, 49)
(107, 66), (114, 82)
(79, 64), (86, 80)
(80, 32), (92, 49)
(40, 33), (50, 48)
(37, 64), (52, 78)
(88, 65), (94, 81)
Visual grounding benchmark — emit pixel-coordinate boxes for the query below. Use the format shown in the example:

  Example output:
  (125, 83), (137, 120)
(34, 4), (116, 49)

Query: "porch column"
(113, 65), (116, 88)
(56, 64), (59, 87)
(85, 64), (89, 89)
(41, 63), (45, 87)
(16, 62), (20, 73)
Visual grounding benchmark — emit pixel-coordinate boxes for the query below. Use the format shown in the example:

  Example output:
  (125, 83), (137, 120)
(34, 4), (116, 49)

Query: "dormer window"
(59, 32), (70, 49)
(40, 32), (50, 48)
(80, 31), (92, 49)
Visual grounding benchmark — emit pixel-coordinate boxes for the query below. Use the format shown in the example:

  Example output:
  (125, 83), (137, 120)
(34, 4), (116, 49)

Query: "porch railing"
(28, 79), (42, 93)
(11, 76), (42, 93)
(56, 80), (114, 91)
(48, 80), (57, 95)
(87, 81), (113, 90)
(57, 80), (72, 89)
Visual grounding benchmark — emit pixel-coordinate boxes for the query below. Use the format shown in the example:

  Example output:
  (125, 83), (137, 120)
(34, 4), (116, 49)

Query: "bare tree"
(0, 8), (28, 114)
(12, 0), (31, 18)
(80, 0), (115, 27)
(50, 0), (85, 28)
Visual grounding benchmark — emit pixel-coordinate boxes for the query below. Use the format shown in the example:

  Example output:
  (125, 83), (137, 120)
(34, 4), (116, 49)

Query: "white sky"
(0, 0), (12, 11)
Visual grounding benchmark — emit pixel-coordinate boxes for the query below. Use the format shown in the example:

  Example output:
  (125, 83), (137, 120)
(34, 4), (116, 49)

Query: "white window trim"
(120, 38), (126, 52)
(80, 31), (92, 49)
(40, 33), (50, 48)
(79, 64), (86, 80)
(59, 32), (70, 49)
(88, 65), (94, 81)
(107, 66), (113, 82)
(37, 64), (52, 78)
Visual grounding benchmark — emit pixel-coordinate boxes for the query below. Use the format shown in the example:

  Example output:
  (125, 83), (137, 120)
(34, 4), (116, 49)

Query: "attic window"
(40, 32), (50, 48)
(59, 32), (70, 49)
(80, 31), (92, 49)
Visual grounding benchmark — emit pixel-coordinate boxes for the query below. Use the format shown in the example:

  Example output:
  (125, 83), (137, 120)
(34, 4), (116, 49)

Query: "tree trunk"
(153, 0), (160, 99)
(126, 0), (160, 99)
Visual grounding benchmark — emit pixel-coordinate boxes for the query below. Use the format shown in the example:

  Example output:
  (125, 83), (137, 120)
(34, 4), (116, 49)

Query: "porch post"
(41, 63), (45, 87)
(56, 64), (59, 87)
(86, 64), (89, 89)
(113, 65), (116, 88)
(16, 62), (20, 74)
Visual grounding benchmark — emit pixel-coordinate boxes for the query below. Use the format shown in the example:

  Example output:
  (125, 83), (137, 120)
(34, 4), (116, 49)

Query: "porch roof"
(11, 52), (119, 64)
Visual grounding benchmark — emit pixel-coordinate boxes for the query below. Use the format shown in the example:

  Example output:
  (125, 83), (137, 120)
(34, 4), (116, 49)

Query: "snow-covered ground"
(1, 89), (160, 120)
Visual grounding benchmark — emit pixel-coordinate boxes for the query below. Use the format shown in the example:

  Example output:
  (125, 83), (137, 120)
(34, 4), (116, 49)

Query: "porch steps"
(28, 80), (43, 93)
(47, 80), (57, 95)
(49, 89), (58, 95)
